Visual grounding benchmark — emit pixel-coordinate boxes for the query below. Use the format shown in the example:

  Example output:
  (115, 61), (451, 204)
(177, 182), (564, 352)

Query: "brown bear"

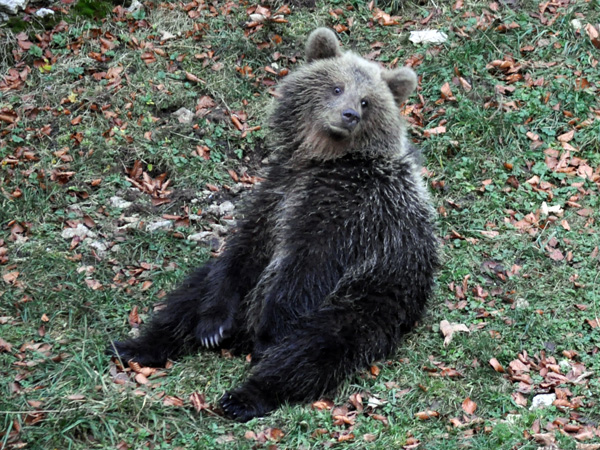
(109, 28), (438, 422)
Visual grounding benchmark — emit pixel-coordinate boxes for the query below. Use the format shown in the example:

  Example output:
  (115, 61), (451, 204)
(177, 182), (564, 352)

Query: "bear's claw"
(196, 311), (233, 349)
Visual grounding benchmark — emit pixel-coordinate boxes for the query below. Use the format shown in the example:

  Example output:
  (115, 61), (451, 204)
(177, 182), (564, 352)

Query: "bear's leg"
(220, 303), (407, 421)
(109, 264), (214, 366)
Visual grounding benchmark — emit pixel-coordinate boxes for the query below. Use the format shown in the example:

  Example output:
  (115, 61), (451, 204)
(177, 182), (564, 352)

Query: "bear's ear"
(382, 67), (418, 105)
(305, 28), (342, 63)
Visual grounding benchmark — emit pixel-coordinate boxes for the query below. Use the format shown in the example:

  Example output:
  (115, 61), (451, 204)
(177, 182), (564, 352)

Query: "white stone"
(61, 224), (95, 240)
(409, 30), (448, 44)
(146, 220), (173, 232)
(514, 298), (529, 309)
(88, 240), (108, 257)
(188, 231), (214, 241)
(208, 201), (235, 216)
(126, 0), (143, 13)
(0, 0), (28, 15)
(571, 19), (582, 30)
(172, 107), (194, 124)
(35, 7), (54, 17)
(110, 196), (132, 209)
(529, 394), (556, 410)
(210, 224), (228, 236)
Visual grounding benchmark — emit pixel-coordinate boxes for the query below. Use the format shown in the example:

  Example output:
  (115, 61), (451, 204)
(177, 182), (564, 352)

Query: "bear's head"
(270, 28), (417, 161)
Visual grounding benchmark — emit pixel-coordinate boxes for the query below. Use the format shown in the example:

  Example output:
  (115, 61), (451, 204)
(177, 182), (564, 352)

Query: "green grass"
(1, 0), (600, 448)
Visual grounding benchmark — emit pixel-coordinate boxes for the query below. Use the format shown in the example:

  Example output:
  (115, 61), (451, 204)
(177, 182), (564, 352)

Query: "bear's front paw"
(195, 308), (235, 349)
(220, 385), (276, 422)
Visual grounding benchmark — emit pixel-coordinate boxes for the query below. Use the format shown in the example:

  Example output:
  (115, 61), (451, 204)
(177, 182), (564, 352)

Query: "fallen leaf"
(163, 395), (184, 407)
(3, 271), (19, 284)
(440, 320), (469, 346)
(557, 129), (575, 142)
(489, 358), (505, 373)
(415, 410), (439, 420)
(462, 397), (477, 415)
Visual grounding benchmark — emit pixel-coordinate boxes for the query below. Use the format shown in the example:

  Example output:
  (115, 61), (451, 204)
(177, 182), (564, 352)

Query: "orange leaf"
(423, 126), (446, 138)
(462, 397), (477, 414)
(312, 399), (334, 410)
(489, 357), (505, 373)
(415, 410), (439, 420)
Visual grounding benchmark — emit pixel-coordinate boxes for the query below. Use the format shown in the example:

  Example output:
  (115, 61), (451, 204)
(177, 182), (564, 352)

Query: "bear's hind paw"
(107, 340), (167, 368)
(220, 386), (275, 422)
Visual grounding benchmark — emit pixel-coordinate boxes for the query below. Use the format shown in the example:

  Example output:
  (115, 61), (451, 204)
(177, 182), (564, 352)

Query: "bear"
(109, 28), (438, 422)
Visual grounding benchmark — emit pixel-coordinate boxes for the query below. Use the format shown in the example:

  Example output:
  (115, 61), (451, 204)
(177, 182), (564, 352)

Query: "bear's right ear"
(305, 28), (342, 63)
(382, 67), (418, 105)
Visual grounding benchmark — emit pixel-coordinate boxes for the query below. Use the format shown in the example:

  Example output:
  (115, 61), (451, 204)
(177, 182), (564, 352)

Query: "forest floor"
(1, 0), (599, 448)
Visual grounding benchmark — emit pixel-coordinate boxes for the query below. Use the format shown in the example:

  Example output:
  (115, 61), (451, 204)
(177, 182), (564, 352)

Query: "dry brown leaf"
(363, 433), (377, 442)
(190, 392), (210, 412)
(557, 129), (575, 142)
(440, 320), (469, 346)
(0, 338), (13, 353)
(85, 279), (102, 290)
(163, 395), (184, 407)
(3, 271), (19, 284)
(128, 305), (141, 327)
(462, 397), (477, 415)
(312, 399), (334, 410)
(423, 126), (446, 138)
(415, 410), (439, 420)
(268, 428), (285, 442)
(489, 357), (505, 373)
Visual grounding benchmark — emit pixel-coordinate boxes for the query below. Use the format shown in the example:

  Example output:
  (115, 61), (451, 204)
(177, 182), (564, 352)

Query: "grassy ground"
(1, 0), (599, 448)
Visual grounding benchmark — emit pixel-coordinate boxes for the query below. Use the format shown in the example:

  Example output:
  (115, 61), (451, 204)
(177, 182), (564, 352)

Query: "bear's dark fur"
(109, 28), (438, 422)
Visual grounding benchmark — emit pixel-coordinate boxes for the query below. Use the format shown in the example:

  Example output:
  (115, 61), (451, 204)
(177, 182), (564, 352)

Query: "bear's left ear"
(305, 28), (342, 63)
(382, 67), (417, 105)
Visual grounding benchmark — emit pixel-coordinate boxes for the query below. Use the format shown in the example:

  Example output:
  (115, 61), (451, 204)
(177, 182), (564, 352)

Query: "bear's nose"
(341, 109), (360, 129)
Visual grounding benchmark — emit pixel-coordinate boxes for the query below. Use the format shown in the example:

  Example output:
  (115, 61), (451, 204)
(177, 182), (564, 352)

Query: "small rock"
(172, 108), (194, 124)
(530, 394), (556, 410)
(221, 201), (235, 215)
(111, 196), (133, 209)
(87, 240), (109, 257)
(210, 224), (229, 236)
(146, 220), (173, 232)
(126, 0), (143, 13)
(571, 19), (582, 30)
(514, 298), (529, 309)
(61, 224), (96, 240)
(188, 231), (214, 242)
(118, 216), (141, 230)
(0, 0), (28, 15)
(35, 7), (54, 17)
(559, 360), (571, 372)
(409, 30), (448, 44)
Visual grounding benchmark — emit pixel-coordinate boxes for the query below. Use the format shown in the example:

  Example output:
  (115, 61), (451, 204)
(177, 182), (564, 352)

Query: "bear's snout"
(341, 109), (360, 130)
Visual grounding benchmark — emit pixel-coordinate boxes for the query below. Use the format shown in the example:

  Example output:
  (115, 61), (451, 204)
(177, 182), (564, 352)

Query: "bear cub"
(110, 28), (438, 422)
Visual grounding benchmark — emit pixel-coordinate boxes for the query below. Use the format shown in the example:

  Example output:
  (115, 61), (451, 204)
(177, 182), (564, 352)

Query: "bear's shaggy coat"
(110, 28), (438, 422)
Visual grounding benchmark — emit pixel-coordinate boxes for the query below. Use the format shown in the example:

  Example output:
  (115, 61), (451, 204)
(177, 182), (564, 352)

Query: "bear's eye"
(333, 87), (343, 95)
(361, 99), (369, 108)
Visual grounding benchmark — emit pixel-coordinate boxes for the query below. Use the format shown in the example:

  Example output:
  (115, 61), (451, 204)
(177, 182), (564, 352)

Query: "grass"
(1, 0), (599, 448)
